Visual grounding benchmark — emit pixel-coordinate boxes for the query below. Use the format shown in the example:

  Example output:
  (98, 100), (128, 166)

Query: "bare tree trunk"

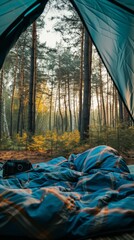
(114, 88), (118, 127)
(112, 83), (115, 127)
(3, 97), (9, 137)
(17, 58), (24, 136)
(33, 21), (37, 134)
(67, 73), (72, 132)
(64, 80), (68, 131)
(91, 97), (96, 126)
(20, 73), (25, 137)
(58, 58), (64, 133)
(109, 89), (112, 127)
(49, 81), (53, 131)
(78, 25), (84, 132)
(73, 83), (77, 130)
(58, 87), (63, 133)
(0, 68), (3, 140)
(10, 45), (18, 138)
(95, 83), (101, 127)
(28, 21), (37, 136)
(80, 29), (92, 140)
(118, 95), (123, 123)
(106, 73), (109, 126)
(123, 105), (130, 125)
(53, 91), (58, 131)
(17, 98), (21, 134)
(16, 34), (26, 137)
(99, 59), (106, 127)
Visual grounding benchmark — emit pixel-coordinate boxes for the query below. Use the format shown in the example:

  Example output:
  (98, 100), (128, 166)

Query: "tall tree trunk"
(109, 87), (113, 127)
(0, 68), (3, 141)
(17, 59), (24, 136)
(33, 21), (37, 134)
(114, 88), (118, 127)
(80, 29), (92, 140)
(16, 35), (26, 137)
(64, 80), (68, 131)
(78, 25), (84, 132)
(112, 82), (115, 127)
(118, 94), (123, 123)
(28, 21), (37, 136)
(53, 91), (58, 131)
(17, 98), (21, 134)
(123, 105), (130, 125)
(49, 82), (53, 131)
(73, 83), (77, 130)
(10, 45), (18, 138)
(106, 73), (109, 126)
(91, 97), (96, 126)
(58, 58), (64, 133)
(99, 59), (106, 127)
(95, 83), (101, 127)
(20, 69), (25, 137)
(67, 73), (72, 132)
(3, 96), (9, 137)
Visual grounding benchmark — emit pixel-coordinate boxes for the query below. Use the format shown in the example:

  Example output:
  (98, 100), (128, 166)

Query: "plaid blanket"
(0, 145), (134, 239)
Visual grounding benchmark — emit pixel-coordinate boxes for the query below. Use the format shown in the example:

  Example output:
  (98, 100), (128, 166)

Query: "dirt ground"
(0, 150), (133, 165)
(0, 150), (51, 164)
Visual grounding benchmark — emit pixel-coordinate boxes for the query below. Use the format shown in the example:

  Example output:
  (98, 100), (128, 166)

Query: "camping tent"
(0, 0), (134, 120)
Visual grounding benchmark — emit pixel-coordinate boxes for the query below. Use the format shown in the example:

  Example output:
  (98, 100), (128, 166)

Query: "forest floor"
(0, 149), (134, 165)
(0, 150), (51, 164)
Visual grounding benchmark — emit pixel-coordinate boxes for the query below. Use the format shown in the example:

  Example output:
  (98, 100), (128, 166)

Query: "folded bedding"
(128, 164), (134, 174)
(0, 145), (134, 239)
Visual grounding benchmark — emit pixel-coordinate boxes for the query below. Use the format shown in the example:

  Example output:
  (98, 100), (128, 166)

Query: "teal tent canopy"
(0, 0), (134, 120)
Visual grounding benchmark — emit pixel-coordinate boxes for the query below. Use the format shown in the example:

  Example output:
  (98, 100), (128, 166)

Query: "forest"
(0, 0), (133, 158)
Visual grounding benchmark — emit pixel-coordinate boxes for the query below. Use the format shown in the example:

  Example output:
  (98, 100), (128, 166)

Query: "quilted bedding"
(0, 145), (134, 240)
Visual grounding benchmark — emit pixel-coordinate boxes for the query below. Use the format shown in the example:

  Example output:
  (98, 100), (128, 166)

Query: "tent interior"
(0, 0), (134, 240)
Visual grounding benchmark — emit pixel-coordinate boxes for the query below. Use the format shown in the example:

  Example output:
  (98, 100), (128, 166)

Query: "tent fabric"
(71, 0), (134, 119)
(109, 0), (134, 12)
(0, 0), (134, 119)
(0, 0), (47, 69)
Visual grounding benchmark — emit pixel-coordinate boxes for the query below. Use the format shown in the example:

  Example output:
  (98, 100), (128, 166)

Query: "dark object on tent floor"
(2, 159), (32, 177)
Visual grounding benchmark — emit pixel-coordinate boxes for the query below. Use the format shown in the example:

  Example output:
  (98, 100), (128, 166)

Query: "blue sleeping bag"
(0, 145), (134, 239)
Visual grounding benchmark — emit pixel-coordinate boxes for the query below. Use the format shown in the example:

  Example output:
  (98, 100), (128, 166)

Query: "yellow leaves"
(16, 132), (27, 145)
(28, 135), (45, 151)
(14, 132), (28, 149)
(27, 130), (80, 152)
(45, 130), (58, 142)
(60, 130), (80, 147)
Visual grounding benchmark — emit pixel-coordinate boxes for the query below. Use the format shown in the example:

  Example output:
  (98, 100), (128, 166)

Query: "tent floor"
(1, 232), (134, 240)
(0, 153), (133, 240)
